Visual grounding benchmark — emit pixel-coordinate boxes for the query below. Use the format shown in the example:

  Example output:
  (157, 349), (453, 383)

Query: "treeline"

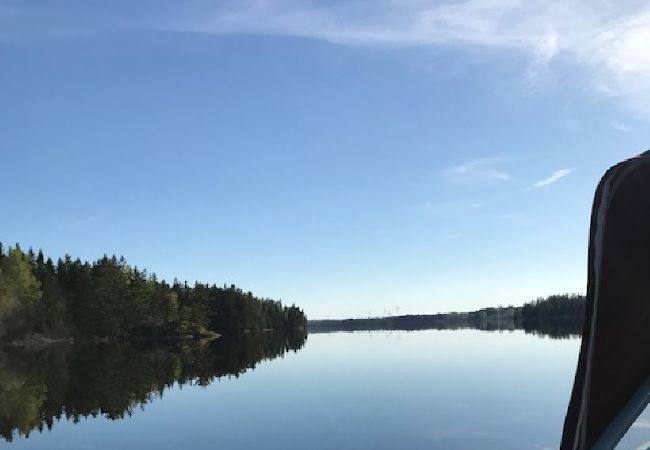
(308, 293), (586, 339)
(0, 332), (306, 441)
(0, 243), (306, 341)
(520, 293), (585, 323)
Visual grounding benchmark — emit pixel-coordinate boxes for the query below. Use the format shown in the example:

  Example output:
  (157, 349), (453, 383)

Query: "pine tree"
(0, 247), (43, 338)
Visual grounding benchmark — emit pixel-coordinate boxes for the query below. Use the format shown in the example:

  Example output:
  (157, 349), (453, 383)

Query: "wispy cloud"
(610, 121), (632, 132)
(167, 0), (650, 118)
(446, 158), (511, 183)
(533, 168), (573, 188)
(3, 1), (650, 117)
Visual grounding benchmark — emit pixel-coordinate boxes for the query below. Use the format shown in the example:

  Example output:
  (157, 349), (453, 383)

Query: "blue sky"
(1, 0), (649, 318)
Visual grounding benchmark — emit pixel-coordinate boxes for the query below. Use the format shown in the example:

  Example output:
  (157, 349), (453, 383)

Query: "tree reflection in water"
(0, 331), (307, 442)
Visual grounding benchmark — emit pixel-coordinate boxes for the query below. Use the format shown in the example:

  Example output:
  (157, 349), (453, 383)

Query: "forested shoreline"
(0, 240), (584, 343)
(0, 243), (306, 343)
(309, 294), (586, 338)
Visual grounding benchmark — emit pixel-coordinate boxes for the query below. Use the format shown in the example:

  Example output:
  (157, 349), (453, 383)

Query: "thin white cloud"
(3, 1), (650, 117)
(168, 0), (650, 119)
(610, 121), (632, 132)
(533, 168), (573, 188)
(447, 158), (511, 182)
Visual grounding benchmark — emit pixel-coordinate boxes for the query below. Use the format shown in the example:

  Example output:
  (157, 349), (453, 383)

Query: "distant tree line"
(519, 293), (585, 323)
(308, 293), (586, 339)
(0, 332), (306, 441)
(0, 243), (306, 342)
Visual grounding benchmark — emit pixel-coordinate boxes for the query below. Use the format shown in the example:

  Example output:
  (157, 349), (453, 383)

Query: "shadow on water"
(0, 331), (307, 442)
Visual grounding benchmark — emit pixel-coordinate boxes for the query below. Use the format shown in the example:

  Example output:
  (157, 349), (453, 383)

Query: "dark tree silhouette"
(0, 243), (307, 341)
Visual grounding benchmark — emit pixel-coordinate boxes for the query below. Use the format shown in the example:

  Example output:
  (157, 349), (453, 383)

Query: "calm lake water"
(1, 329), (647, 450)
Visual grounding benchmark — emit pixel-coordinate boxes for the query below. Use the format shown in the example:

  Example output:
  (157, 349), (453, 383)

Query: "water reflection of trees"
(0, 331), (306, 442)
(520, 319), (582, 339)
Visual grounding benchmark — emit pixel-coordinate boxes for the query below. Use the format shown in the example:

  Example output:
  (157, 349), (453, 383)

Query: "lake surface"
(1, 329), (647, 450)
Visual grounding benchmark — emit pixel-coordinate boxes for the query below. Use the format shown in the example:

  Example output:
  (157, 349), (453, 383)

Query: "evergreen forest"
(0, 243), (306, 342)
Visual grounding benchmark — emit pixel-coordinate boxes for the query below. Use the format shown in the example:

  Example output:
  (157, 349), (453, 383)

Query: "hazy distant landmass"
(308, 294), (585, 339)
